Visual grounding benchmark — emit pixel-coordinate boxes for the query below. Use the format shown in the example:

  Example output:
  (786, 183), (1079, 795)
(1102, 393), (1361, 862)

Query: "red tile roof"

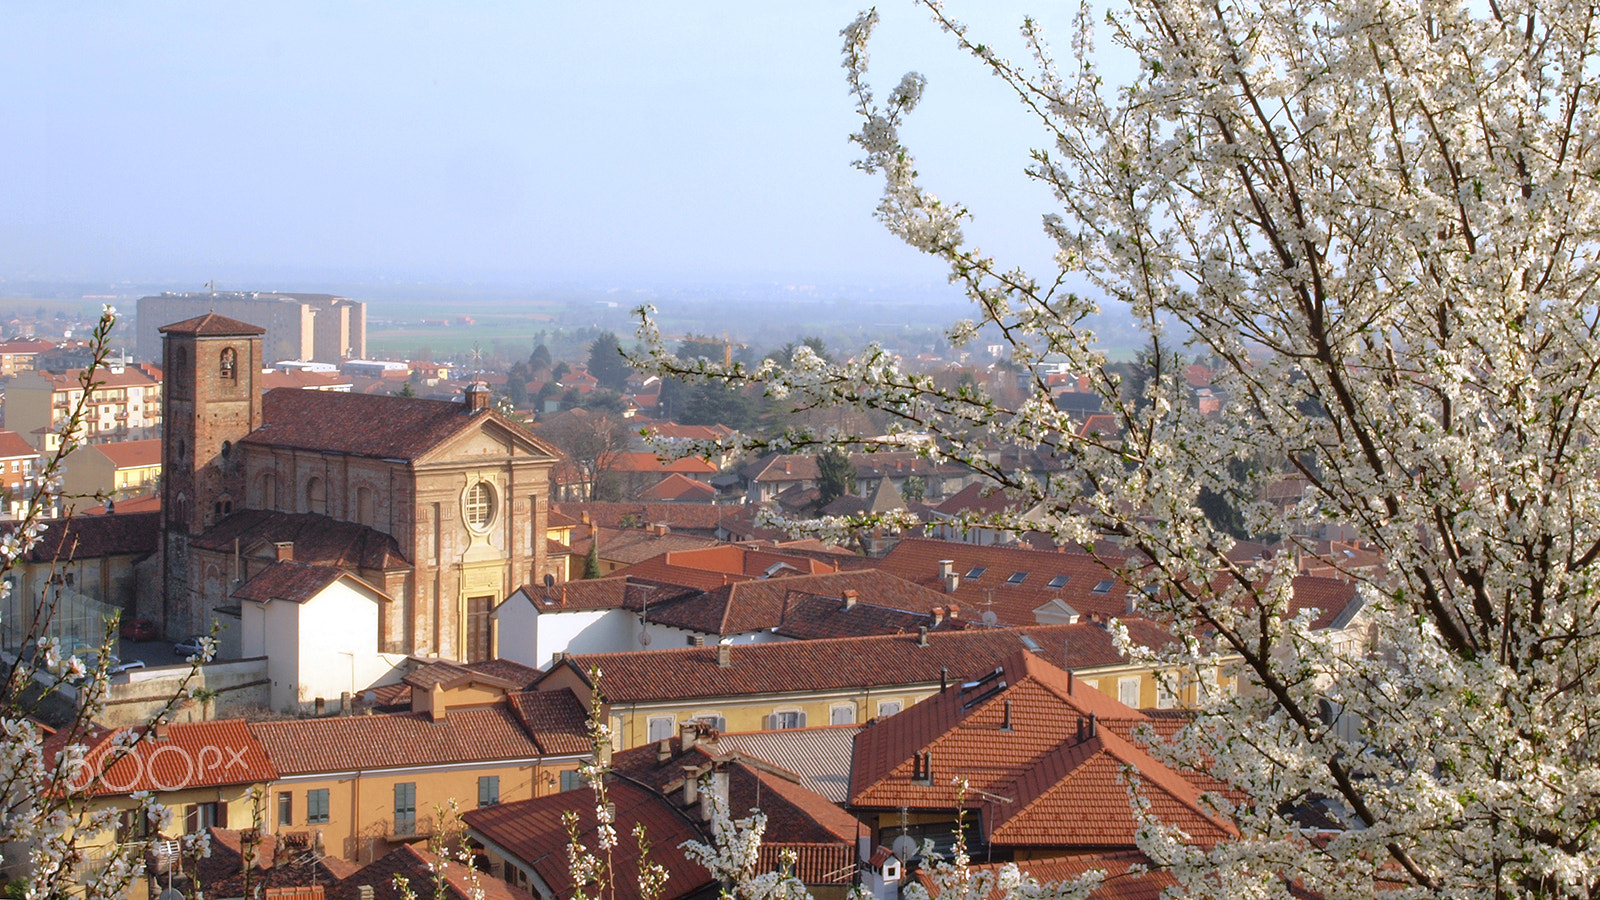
(508, 578), (696, 614)
(921, 850), (1175, 900)
(327, 844), (535, 900)
(193, 510), (410, 570)
(61, 720), (277, 796)
(11, 511), (161, 561)
(91, 438), (161, 469)
(159, 313), (267, 336)
(611, 545), (839, 592)
(645, 570), (952, 637)
(874, 538), (1137, 625)
(551, 623), (1143, 704)
(638, 473), (718, 502)
(232, 560), (376, 605)
(463, 779), (714, 900)
(0, 430), (36, 459)
(249, 707), (544, 775)
(506, 689), (592, 756)
(245, 388), (558, 462)
(849, 651), (1146, 811)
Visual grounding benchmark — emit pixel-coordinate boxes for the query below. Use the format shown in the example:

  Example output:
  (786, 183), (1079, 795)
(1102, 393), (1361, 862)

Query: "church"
(156, 313), (560, 662)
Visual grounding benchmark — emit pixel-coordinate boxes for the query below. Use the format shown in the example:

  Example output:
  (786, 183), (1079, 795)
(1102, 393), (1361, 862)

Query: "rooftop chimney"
(657, 739), (673, 763)
(917, 626), (929, 647)
(680, 721), (698, 753)
(683, 769), (700, 806)
(717, 643), (732, 668)
(464, 381), (491, 413)
(652, 523), (668, 536)
(1125, 593), (1137, 616)
(938, 559), (954, 579)
(931, 607), (945, 625)
(944, 572), (960, 593)
(842, 589), (858, 610)
(948, 603), (960, 620)
(275, 541), (294, 561)
(1001, 699), (1013, 732)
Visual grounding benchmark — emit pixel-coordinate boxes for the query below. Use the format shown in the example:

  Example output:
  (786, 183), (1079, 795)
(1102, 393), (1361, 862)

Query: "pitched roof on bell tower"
(158, 312), (266, 336)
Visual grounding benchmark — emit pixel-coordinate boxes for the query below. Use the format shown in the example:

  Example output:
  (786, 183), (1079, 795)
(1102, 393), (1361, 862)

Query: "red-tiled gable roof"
(980, 723), (1234, 848)
(745, 453), (821, 483)
(553, 623), (1141, 704)
(245, 388), (557, 461)
(0, 338), (54, 354)
(1285, 575), (1360, 630)
(10, 511), (161, 561)
(849, 651), (1145, 811)
(923, 850), (1175, 900)
(0, 430), (36, 459)
(546, 500), (732, 535)
(607, 451), (717, 475)
(574, 526), (723, 566)
(874, 538), (1134, 625)
(1077, 413), (1120, 438)
(506, 689), (590, 755)
(645, 570), (951, 637)
(326, 844), (535, 900)
(63, 720), (276, 796)
(774, 592), (955, 641)
(932, 482), (1037, 518)
(401, 659), (524, 692)
(248, 707), (543, 775)
(463, 779), (713, 900)
(159, 313), (266, 336)
(612, 545), (839, 592)
(91, 438), (161, 469)
(193, 510), (409, 570)
(639, 473), (717, 502)
(510, 577), (696, 613)
(467, 657), (544, 689)
(233, 560), (361, 605)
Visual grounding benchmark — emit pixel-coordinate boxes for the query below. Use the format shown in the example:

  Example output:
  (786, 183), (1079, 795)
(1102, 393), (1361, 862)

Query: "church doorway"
(466, 595), (494, 662)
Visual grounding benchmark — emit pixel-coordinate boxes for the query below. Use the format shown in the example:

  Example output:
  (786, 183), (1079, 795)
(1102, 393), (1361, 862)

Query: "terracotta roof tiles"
(506, 689), (591, 756)
(159, 313), (267, 336)
(232, 560), (357, 605)
(248, 707), (543, 775)
(193, 509), (409, 570)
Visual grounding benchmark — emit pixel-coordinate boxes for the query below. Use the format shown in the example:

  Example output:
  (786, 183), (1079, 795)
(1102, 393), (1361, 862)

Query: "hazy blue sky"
(1, 3), (1095, 290)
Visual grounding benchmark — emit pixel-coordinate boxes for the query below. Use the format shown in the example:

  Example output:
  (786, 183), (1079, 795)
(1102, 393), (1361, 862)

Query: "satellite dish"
(638, 631), (652, 646)
(890, 835), (919, 860)
(544, 573), (556, 588)
(363, 690), (378, 705)
(159, 890), (185, 900)
(981, 610), (999, 627)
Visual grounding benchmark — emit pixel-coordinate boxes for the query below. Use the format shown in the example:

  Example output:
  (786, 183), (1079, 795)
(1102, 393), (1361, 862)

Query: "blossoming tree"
(637, 0), (1600, 897)
(0, 308), (208, 899)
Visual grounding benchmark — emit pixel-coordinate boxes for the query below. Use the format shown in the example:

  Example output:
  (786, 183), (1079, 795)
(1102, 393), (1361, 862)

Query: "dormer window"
(220, 347), (237, 380)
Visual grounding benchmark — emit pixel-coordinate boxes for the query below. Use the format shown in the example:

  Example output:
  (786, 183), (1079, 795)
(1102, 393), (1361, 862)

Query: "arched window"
(356, 485), (375, 525)
(219, 347), (237, 380)
(464, 482), (494, 530)
(174, 346), (187, 372)
(306, 476), (326, 515)
(259, 472), (277, 508)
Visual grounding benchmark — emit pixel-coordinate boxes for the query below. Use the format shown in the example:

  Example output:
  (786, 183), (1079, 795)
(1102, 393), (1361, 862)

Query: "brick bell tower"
(158, 313), (265, 639)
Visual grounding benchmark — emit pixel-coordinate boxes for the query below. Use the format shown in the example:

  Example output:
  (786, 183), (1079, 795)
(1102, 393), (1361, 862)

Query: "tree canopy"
(586, 331), (632, 393)
(636, 1), (1600, 897)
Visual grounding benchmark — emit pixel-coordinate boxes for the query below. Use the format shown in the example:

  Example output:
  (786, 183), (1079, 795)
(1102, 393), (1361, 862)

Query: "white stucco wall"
(493, 591), (641, 668)
(243, 578), (404, 712)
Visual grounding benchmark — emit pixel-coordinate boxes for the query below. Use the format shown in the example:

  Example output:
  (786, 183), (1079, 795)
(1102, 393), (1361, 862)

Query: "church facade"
(158, 313), (559, 661)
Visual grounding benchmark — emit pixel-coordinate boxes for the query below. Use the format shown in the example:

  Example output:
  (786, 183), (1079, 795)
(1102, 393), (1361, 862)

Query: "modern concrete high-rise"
(135, 291), (365, 364)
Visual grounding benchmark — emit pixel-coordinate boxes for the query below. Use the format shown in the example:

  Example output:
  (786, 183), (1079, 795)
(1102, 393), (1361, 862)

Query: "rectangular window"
(1157, 674), (1177, 709)
(560, 770), (583, 792)
(1047, 575), (1070, 588)
(277, 791), (293, 826)
(646, 715), (675, 742)
(478, 775), (500, 808)
(876, 700), (903, 718)
(830, 704), (856, 725)
(1006, 571), (1028, 584)
(770, 710), (805, 729)
(1118, 676), (1141, 708)
(307, 788), (330, 825)
(184, 801), (226, 833)
(394, 782), (417, 835)
(1093, 579), (1115, 593)
(965, 567), (987, 579)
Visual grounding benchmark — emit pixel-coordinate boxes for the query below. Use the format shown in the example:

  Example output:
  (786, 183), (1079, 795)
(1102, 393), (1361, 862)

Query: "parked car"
(120, 618), (158, 642)
(174, 635), (208, 658)
(74, 653), (145, 681)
